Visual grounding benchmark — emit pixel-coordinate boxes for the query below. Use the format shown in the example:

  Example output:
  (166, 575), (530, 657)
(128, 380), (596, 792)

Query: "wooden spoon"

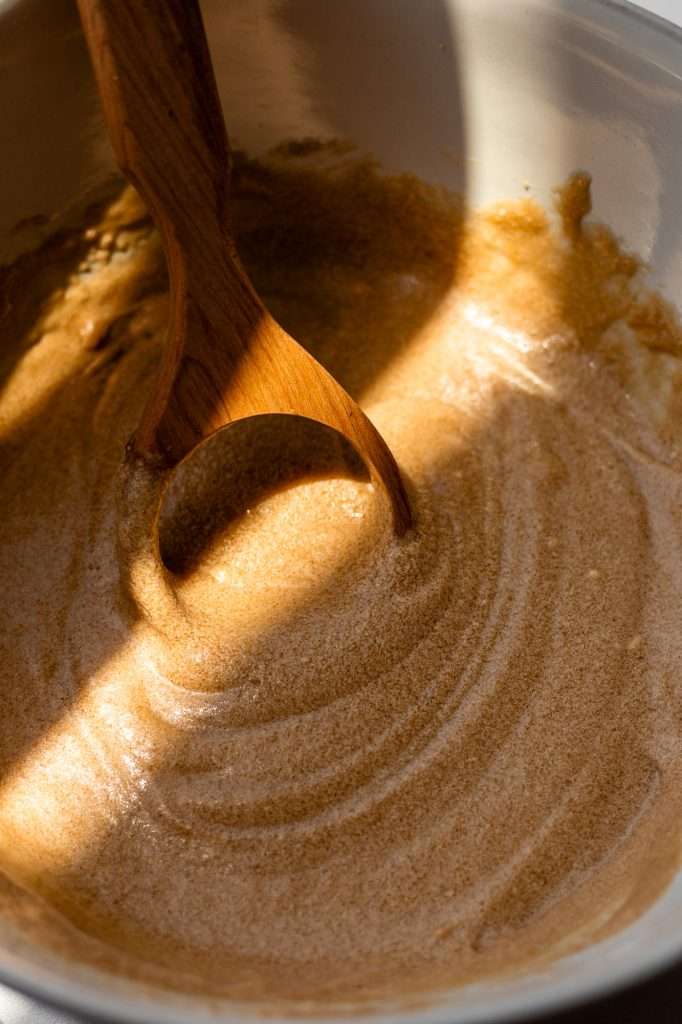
(76, 0), (412, 535)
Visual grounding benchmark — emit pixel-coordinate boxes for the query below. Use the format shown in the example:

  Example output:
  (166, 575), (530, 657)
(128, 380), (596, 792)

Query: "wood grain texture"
(76, 0), (412, 534)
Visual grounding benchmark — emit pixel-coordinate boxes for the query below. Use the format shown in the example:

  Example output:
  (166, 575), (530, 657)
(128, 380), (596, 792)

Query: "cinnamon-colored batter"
(1, 146), (682, 1012)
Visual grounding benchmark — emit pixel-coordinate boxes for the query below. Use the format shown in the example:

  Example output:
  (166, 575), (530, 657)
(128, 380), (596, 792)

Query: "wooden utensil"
(76, 0), (412, 535)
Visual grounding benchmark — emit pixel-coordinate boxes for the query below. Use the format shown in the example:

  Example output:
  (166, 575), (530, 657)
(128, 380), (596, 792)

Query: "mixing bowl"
(1, 0), (682, 1020)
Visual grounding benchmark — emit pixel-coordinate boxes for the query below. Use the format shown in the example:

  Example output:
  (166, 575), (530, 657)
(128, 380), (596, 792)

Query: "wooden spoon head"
(133, 295), (413, 536)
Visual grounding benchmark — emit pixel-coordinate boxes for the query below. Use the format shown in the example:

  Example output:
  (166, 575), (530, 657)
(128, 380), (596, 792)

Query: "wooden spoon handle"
(78, 0), (263, 461)
(77, 0), (230, 259)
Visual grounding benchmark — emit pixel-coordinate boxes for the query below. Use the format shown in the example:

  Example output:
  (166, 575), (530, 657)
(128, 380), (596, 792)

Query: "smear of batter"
(1, 146), (682, 1013)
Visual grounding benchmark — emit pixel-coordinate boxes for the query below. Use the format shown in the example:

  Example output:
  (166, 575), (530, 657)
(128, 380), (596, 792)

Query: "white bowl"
(2, 0), (682, 1021)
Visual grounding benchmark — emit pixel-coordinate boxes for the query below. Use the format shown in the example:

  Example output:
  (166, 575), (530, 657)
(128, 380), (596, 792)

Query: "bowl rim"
(2, 0), (682, 1021)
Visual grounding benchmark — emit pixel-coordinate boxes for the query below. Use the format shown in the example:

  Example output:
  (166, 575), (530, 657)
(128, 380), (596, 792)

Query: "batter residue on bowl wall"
(1, 144), (682, 1011)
